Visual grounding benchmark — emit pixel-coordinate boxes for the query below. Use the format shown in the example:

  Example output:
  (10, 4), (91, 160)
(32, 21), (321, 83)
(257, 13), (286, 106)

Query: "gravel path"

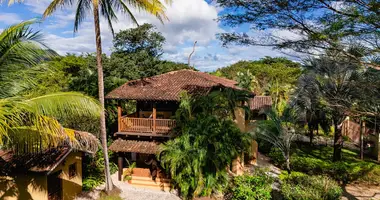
(75, 173), (180, 200)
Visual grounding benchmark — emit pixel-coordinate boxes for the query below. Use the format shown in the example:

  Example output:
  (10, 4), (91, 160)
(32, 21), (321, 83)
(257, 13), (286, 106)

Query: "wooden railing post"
(118, 104), (122, 132)
(153, 102), (157, 134)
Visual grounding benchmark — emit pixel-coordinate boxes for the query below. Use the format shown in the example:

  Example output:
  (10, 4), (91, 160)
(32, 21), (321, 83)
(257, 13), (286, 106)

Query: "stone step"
(130, 178), (171, 187)
(130, 182), (172, 191)
(131, 176), (171, 183)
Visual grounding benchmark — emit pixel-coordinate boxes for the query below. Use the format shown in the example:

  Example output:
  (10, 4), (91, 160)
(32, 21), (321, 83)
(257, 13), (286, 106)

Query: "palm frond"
(19, 92), (101, 119)
(0, 19), (55, 69)
(74, 0), (92, 32)
(43, 0), (75, 18)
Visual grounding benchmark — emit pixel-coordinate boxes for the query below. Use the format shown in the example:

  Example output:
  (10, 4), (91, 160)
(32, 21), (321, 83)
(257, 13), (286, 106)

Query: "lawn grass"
(268, 143), (380, 185)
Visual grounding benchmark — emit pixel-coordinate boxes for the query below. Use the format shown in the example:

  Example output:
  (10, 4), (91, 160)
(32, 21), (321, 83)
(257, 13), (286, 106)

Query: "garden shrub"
(280, 172), (342, 200)
(225, 171), (273, 200)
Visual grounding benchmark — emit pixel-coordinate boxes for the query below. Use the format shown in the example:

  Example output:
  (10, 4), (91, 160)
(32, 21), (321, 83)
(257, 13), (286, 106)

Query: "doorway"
(48, 170), (62, 200)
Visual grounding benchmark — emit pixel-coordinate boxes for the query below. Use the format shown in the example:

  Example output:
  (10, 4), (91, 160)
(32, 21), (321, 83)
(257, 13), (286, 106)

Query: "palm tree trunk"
(93, 1), (113, 192)
(333, 120), (343, 161)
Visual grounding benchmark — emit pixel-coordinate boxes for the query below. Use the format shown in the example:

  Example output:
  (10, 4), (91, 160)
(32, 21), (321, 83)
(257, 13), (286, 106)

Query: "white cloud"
(4, 0), (294, 71)
(0, 12), (22, 25)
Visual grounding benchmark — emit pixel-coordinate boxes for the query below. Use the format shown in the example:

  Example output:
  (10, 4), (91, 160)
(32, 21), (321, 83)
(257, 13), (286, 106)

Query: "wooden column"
(118, 155), (123, 181)
(153, 102), (157, 134)
(117, 103), (122, 132)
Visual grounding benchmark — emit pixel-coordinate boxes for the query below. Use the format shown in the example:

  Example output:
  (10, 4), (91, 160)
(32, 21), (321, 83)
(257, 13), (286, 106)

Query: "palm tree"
(0, 21), (101, 152)
(254, 107), (298, 173)
(292, 74), (331, 145)
(40, 0), (170, 191)
(302, 55), (360, 161)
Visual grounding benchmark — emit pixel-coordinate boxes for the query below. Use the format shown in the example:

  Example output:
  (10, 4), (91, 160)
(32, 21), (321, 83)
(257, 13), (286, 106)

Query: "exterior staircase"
(128, 168), (171, 191)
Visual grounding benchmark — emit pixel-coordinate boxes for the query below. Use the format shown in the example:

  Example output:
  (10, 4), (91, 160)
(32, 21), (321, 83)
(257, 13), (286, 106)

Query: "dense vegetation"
(225, 170), (273, 200)
(159, 90), (252, 199)
(280, 172), (342, 200)
(213, 57), (302, 111)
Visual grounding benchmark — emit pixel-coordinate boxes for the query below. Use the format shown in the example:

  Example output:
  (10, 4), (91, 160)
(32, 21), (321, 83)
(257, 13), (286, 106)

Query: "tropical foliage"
(159, 90), (252, 199)
(254, 107), (298, 173)
(0, 21), (101, 150)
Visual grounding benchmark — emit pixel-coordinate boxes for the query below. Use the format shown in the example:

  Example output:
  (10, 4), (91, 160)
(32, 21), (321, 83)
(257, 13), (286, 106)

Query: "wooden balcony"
(118, 116), (176, 136)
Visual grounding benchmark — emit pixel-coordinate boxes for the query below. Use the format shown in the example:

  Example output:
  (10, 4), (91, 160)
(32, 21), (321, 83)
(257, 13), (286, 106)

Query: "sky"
(0, 0), (294, 71)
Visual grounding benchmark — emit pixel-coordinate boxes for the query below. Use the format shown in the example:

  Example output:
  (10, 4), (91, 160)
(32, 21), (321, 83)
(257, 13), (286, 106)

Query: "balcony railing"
(120, 117), (176, 134)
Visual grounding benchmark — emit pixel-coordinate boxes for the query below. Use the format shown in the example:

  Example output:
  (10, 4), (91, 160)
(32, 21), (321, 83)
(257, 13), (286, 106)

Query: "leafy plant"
(122, 160), (136, 181)
(159, 90), (252, 199)
(225, 170), (273, 200)
(254, 107), (298, 173)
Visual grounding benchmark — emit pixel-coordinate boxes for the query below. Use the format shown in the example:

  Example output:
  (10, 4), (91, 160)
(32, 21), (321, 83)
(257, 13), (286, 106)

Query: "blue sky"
(0, 0), (292, 71)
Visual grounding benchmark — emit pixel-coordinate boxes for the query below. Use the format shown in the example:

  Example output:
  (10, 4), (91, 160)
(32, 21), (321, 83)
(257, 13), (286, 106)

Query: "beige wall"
(0, 174), (48, 200)
(0, 151), (83, 200)
(52, 151), (83, 200)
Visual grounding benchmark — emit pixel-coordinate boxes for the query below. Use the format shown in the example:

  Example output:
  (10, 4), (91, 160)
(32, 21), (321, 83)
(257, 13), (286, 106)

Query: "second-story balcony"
(119, 116), (176, 135)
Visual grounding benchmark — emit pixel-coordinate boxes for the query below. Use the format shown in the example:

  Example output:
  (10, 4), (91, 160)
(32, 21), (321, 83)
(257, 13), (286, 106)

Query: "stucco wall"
(0, 174), (48, 200)
(51, 151), (83, 200)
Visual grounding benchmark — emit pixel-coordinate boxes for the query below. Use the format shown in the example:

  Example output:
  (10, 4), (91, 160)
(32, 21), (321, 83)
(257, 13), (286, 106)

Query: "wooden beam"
(153, 102), (157, 134)
(118, 155), (123, 181)
(118, 105), (122, 132)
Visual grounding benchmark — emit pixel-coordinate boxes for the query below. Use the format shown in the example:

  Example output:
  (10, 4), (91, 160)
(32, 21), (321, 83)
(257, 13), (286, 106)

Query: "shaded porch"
(109, 139), (171, 191)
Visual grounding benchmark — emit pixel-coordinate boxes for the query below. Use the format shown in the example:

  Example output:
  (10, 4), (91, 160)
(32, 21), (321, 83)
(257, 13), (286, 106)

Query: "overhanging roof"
(249, 96), (272, 111)
(105, 69), (242, 101)
(109, 139), (159, 154)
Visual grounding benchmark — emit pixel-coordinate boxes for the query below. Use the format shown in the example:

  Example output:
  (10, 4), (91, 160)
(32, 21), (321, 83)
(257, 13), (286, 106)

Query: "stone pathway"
(342, 184), (380, 200)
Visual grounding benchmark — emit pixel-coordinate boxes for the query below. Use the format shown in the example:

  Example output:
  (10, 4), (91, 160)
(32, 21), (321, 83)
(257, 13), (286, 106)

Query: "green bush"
(268, 147), (285, 167)
(225, 171), (273, 200)
(280, 172), (342, 200)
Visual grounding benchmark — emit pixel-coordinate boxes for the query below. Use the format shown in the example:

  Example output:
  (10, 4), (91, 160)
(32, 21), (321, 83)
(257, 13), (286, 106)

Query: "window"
(69, 163), (77, 179)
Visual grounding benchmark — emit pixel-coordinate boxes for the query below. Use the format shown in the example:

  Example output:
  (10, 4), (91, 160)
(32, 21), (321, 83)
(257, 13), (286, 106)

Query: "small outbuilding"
(0, 131), (99, 200)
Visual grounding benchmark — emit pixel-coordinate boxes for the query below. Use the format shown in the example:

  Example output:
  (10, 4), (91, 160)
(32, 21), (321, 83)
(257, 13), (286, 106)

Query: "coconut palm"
(0, 21), (101, 152)
(38, 0), (170, 191)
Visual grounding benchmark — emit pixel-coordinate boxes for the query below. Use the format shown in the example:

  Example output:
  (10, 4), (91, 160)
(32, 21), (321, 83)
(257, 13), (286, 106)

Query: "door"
(48, 171), (62, 200)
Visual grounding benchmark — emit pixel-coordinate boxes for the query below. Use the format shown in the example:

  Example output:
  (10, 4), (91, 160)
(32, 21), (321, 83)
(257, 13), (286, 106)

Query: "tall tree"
(301, 53), (360, 161)
(40, 0), (170, 191)
(217, 0), (380, 68)
(292, 74), (331, 145)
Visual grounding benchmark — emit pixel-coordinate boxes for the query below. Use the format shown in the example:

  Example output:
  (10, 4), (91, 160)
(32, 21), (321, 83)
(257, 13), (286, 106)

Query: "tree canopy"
(217, 0), (380, 68)
(213, 57), (302, 110)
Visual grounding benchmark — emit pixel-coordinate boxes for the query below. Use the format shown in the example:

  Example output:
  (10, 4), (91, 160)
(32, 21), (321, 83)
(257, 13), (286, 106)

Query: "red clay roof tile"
(105, 69), (241, 101)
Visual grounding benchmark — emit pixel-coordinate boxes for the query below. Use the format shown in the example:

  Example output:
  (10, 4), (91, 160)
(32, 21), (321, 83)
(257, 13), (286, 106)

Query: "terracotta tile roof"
(109, 139), (159, 154)
(105, 69), (241, 101)
(249, 96), (272, 111)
